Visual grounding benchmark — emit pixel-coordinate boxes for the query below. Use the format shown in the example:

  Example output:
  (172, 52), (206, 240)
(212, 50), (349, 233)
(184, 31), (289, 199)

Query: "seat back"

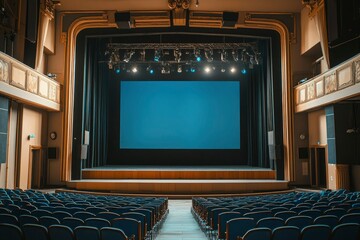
(257, 217), (284, 230)
(48, 225), (74, 240)
(313, 215), (338, 229)
(226, 217), (256, 240)
(300, 224), (331, 240)
(324, 208), (347, 218)
(39, 216), (60, 228)
(243, 211), (272, 222)
(272, 226), (300, 240)
(331, 223), (360, 240)
(274, 211), (297, 221)
(100, 227), (128, 240)
(132, 209), (153, 231)
(97, 212), (120, 222)
(217, 212), (242, 239)
(22, 223), (48, 240)
(52, 211), (72, 220)
(243, 227), (271, 240)
(73, 211), (96, 221)
(0, 223), (23, 240)
(85, 207), (108, 215)
(210, 208), (230, 231)
(339, 213), (360, 224)
(19, 215), (39, 226)
(299, 209), (322, 219)
(61, 217), (84, 230)
(122, 212), (147, 240)
(111, 218), (141, 240)
(85, 218), (111, 229)
(285, 216), (313, 230)
(0, 213), (18, 225)
(74, 226), (100, 240)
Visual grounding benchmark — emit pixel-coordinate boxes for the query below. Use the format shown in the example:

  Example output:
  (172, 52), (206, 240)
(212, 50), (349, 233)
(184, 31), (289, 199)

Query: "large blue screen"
(120, 81), (240, 149)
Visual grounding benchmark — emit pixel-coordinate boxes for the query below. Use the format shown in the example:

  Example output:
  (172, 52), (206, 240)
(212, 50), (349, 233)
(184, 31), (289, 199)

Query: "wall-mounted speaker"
(222, 11), (239, 27)
(115, 12), (131, 29)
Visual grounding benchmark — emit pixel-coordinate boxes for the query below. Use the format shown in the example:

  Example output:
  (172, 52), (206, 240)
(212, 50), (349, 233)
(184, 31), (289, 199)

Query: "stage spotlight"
(154, 49), (162, 62)
(194, 48), (201, 62)
(123, 50), (135, 63)
(232, 49), (239, 61)
(205, 48), (213, 62)
(146, 66), (155, 74)
(220, 49), (228, 62)
(190, 65), (196, 73)
(241, 68), (247, 74)
(132, 67), (138, 73)
(140, 49), (146, 61)
(230, 67), (236, 73)
(114, 65), (121, 74)
(174, 48), (182, 63)
(204, 66), (212, 73)
(221, 67), (226, 73)
(161, 63), (170, 74)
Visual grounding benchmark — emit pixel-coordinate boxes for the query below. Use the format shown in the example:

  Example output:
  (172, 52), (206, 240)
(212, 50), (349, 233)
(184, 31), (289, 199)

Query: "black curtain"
(83, 38), (109, 167)
(245, 42), (272, 168)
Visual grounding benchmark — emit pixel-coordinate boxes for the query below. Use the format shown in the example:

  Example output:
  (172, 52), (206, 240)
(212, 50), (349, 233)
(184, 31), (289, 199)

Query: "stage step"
(81, 166), (276, 180)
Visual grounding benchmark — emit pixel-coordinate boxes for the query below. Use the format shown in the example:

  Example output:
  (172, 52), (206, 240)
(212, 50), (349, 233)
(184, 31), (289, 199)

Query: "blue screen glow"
(120, 81), (240, 149)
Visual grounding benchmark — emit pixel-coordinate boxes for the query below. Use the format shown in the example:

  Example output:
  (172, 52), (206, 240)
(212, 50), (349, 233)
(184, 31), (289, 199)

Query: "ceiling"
(56, 0), (303, 13)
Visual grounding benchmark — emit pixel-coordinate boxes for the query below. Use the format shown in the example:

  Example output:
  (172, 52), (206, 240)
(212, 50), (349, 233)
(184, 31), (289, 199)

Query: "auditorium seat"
(0, 223), (23, 240)
(217, 212), (242, 239)
(111, 218), (141, 240)
(48, 225), (74, 240)
(74, 226), (100, 240)
(22, 223), (48, 240)
(331, 223), (360, 240)
(100, 227), (128, 240)
(285, 216), (313, 230)
(242, 227), (271, 240)
(339, 213), (360, 224)
(272, 226), (300, 240)
(313, 215), (338, 229)
(300, 225), (331, 240)
(85, 218), (111, 229)
(19, 215), (39, 226)
(226, 217), (256, 240)
(39, 216), (61, 228)
(274, 211), (297, 221)
(256, 217), (284, 230)
(61, 217), (84, 230)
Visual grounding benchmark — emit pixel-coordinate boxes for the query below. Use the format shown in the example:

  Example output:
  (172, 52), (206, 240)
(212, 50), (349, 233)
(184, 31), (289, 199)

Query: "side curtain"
(83, 38), (109, 168)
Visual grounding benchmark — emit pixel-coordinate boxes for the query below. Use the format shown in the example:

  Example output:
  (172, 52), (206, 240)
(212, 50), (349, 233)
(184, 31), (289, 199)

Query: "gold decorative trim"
(62, 13), (294, 182)
(301, 0), (324, 17)
(337, 64), (354, 90)
(355, 60), (360, 83)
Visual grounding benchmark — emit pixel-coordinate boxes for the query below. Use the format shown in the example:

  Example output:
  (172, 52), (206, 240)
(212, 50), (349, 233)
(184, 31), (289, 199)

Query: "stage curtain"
(83, 38), (109, 167)
(245, 42), (272, 168)
(315, 3), (330, 71)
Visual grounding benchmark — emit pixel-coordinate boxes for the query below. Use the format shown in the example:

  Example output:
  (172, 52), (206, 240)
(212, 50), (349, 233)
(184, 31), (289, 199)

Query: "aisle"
(156, 200), (207, 240)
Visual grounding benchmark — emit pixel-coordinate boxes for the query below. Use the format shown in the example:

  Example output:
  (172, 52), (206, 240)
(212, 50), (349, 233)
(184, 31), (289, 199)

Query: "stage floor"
(65, 165), (288, 196)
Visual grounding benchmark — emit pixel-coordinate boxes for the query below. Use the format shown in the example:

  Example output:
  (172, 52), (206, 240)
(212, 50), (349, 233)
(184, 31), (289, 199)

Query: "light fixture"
(114, 64), (121, 74)
(241, 68), (247, 74)
(205, 48), (213, 62)
(132, 66), (138, 73)
(123, 50), (135, 63)
(194, 48), (201, 62)
(174, 48), (182, 63)
(140, 49), (146, 61)
(154, 49), (162, 62)
(146, 65), (155, 74)
(196, 0), (199, 7)
(161, 63), (170, 74)
(232, 49), (239, 61)
(230, 67), (236, 73)
(204, 66), (212, 73)
(220, 49), (228, 62)
(177, 65), (182, 73)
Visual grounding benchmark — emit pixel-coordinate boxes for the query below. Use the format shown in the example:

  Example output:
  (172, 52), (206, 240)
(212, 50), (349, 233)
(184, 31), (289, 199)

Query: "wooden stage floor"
(67, 165), (289, 196)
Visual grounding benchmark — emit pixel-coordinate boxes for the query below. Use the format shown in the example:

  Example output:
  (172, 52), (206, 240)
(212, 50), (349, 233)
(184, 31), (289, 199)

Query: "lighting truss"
(106, 42), (261, 73)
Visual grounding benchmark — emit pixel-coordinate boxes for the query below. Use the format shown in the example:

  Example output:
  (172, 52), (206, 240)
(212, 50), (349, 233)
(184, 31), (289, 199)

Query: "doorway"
(310, 146), (327, 188)
(29, 146), (46, 189)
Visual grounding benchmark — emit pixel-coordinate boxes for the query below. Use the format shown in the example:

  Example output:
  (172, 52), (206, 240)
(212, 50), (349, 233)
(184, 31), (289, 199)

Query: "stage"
(66, 165), (289, 196)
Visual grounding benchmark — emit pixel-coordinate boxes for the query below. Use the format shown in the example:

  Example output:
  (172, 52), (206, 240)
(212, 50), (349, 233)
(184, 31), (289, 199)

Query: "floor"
(156, 200), (207, 240)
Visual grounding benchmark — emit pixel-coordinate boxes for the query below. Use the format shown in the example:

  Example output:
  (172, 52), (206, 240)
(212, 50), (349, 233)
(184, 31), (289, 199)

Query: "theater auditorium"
(0, 0), (359, 239)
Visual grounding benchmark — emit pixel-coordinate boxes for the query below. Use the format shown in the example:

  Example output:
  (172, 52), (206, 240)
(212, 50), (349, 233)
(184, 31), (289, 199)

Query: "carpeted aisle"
(156, 200), (207, 240)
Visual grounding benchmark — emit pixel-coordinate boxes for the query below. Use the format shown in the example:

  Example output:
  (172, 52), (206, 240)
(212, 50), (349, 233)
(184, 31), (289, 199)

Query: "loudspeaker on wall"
(115, 12), (131, 29)
(222, 11), (239, 27)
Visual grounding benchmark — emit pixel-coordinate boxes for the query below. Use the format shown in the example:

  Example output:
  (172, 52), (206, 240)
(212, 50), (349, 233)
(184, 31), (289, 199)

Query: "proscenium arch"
(61, 12), (294, 182)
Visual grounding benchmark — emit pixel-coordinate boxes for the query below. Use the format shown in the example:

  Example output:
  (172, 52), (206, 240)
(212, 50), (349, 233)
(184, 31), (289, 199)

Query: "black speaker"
(48, 147), (57, 159)
(26, 0), (39, 43)
(222, 12), (239, 27)
(115, 12), (131, 29)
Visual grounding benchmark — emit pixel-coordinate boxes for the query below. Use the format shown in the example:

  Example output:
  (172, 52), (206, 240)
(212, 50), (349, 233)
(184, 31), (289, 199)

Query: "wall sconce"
(299, 134), (306, 140)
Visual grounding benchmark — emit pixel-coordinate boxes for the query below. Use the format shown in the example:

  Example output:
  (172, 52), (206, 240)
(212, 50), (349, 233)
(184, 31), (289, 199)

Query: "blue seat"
(243, 211), (272, 222)
(285, 216), (313, 230)
(217, 212), (242, 239)
(324, 208), (347, 218)
(61, 217), (84, 230)
(209, 207), (230, 233)
(257, 217), (284, 230)
(31, 209), (52, 218)
(111, 218), (141, 240)
(232, 207), (251, 215)
(39, 216), (60, 228)
(97, 212), (120, 222)
(52, 211), (72, 220)
(347, 207), (360, 214)
(226, 217), (256, 240)
(300, 224), (331, 240)
(100, 227), (128, 240)
(313, 215), (338, 229)
(85, 218), (111, 229)
(85, 207), (108, 215)
(0, 213), (18, 226)
(272, 226), (300, 240)
(299, 209), (322, 219)
(22, 223), (48, 240)
(271, 207), (289, 214)
(73, 211), (96, 221)
(242, 227), (271, 240)
(331, 223), (360, 240)
(48, 225), (74, 240)
(121, 212), (147, 240)
(19, 215), (39, 226)
(131, 209), (153, 232)
(74, 226), (100, 240)
(339, 213), (360, 224)
(290, 206), (310, 214)
(0, 223), (22, 240)
(274, 211), (297, 221)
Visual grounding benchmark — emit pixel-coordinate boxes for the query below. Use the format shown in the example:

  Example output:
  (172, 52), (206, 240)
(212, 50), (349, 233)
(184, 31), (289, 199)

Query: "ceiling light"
(221, 49), (228, 62)
(205, 48), (213, 62)
(241, 68), (247, 74)
(194, 48), (201, 62)
(232, 49), (239, 61)
(154, 49), (162, 62)
(174, 48), (182, 63)
(114, 65), (121, 74)
(132, 67), (138, 73)
(230, 67), (236, 73)
(177, 65), (182, 73)
(123, 50), (135, 63)
(204, 66), (211, 73)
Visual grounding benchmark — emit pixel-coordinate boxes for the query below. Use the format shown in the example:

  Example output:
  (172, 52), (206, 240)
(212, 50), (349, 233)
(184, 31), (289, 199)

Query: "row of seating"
(0, 222), (130, 240)
(192, 190), (360, 240)
(0, 189), (169, 240)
